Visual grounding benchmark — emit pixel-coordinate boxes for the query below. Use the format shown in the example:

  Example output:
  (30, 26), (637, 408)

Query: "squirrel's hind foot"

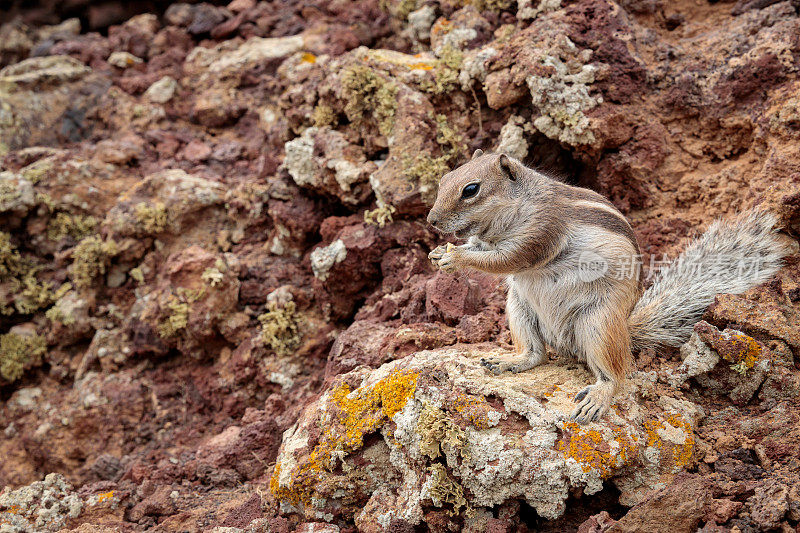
(570, 382), (613, 424)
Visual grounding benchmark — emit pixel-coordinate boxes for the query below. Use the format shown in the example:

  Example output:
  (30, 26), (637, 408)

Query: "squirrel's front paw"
(437, 250), (459, 273)
(428, 244), (448, 264)
(429, 244), (459, 272)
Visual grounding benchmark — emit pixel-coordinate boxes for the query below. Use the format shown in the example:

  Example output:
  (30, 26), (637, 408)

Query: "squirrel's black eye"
(461, 183), (480, 199)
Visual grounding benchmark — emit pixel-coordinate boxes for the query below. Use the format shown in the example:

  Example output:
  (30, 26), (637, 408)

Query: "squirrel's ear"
(498, 154), (517, 181)
(471, 149), (484, 160)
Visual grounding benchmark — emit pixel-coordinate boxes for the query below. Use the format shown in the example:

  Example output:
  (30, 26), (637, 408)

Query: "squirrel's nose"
(427, 212), (440, 227)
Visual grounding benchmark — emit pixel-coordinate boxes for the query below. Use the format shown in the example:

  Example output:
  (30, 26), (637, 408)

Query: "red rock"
(578, 511), (616, 533)
(425, 271), (483, 325)
(181, 139), (212, 162)
(609, 474), (713, 533)
(129, 485), (176, 521)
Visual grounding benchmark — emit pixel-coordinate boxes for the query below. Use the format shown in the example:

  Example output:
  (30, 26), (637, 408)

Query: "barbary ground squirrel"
(427, 150), (789, 424)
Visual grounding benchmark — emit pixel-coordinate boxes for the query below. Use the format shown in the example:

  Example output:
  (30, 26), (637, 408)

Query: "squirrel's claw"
(481, 358), (508, 375)
(570, 384), (612, 424)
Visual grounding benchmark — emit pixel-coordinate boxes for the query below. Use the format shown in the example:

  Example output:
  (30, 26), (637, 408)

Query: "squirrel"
(427, 150), (790, 424)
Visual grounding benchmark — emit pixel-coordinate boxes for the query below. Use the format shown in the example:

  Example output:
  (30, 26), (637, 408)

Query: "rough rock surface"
(0, 0), (799, 531)
(273, 348), (699, 529)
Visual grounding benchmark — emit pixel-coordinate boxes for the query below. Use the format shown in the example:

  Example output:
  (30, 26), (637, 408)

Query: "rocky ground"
(0, 0), (799, 531)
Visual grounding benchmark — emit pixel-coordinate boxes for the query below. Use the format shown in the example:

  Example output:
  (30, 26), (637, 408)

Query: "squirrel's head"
(427, 150), (523, 239)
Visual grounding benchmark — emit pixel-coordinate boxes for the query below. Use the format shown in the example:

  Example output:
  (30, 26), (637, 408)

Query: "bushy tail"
(629, 210), (790, 350)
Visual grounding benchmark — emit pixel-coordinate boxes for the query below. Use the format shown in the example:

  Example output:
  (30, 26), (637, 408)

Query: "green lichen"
(0, 332), (46, 382)
(404, 154), (452, 203)
(311, 104), (337, 128)
(69, 236), (118, 289)
(379, 0), (418, 19)
(129, 267), (144, 284)
(134, 201), (169, 234)
(13, 273), (54, 315)
(730, 361), (750, 376)
(421, 45), (464, 95)
(0, 231), (23, 279)
(341, 65), (399, 137)
(258, 301), (301, 356)
(416, 402), (468, 459)
(45, 302), (75, 326)
(426, 463), (469, 516)
(157, 297), (190, 338)
(404, 113), (466, 203)
(46, 212), (97, 241)
(472, 0), (515, 11)
(156, 287), (207, 338)
(0, 179), (20, 204)
(1, 232), (57, 315)
(35, 192), (55, 210)
(19, 159), (52, 184)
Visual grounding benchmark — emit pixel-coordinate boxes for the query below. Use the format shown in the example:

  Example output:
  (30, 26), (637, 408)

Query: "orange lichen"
(408, 62), (435, 70)
(301, 52), (317, 64)
(449, 392), (494, 430)
(718, 332), (762, 374)
(643, 414), (695, 470)
(96, 491), (114, 503)
(272, 369), (419, 505)
(543, 385), (562, 398)
(431, 19), (452, 38)
(557, 421), (638, 478)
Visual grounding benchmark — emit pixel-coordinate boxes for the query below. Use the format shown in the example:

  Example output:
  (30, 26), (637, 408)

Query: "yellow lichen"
(341, 64), (399, 137)
(0, 231), (23, 279)
(471, 0), (515, 11)
(19, 159), (52, 184)
(69, 236), (118, 289)
(403, 153), (451, 204)
(13, 273), (54, 315)
(0, 332), (46, 382)
(258, 301), (301, 356)
(272, 369), (418, 504)
(363, 202), (397, 227)
(46, 212), (97, 241)
(404, 113), (465, 203)
(156, 287), (207, 338)
(0, 179), (21, 205)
